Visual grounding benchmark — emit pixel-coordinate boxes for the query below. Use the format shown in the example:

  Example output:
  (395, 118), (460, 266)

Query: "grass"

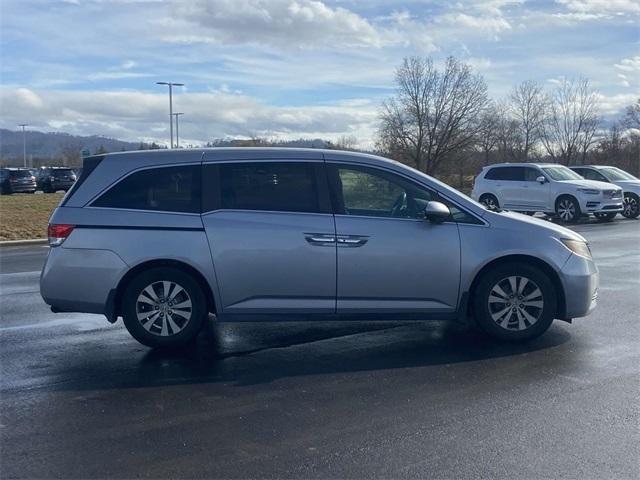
(0, 192), (64, 241)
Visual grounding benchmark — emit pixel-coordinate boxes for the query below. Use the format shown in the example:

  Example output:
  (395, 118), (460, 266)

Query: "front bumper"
(578, 196), (623, 214)
(559, 252), (598, 319)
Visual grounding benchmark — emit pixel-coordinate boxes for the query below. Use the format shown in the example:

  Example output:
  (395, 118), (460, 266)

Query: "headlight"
(560, 238), (592, 259)
(577, 188), (600, 195)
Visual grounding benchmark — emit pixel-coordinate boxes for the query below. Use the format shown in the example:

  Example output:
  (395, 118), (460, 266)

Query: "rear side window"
(219, 162), (321, 213)
(485, 167), (523, 181)
(92, 165), (201, 213)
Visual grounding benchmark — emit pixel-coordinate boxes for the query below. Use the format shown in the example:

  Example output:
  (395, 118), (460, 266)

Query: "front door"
(521, 166), (550, 210)
(201, 159), (336, 315)
(328, 163), (461, 314)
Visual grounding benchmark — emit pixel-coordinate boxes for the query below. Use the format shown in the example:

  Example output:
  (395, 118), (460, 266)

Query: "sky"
(1, 0), (638, 148)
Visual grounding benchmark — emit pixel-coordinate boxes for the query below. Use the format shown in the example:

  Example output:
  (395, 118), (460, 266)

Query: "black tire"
(555, 195), (581, 224)
(622, 193), (640, 219)
(479, 194), (500, 211)
(594, 212), (616, 222)
(122, 267), (207, 348)
(43, 184), (53, 193)
(473, 262), (557, 341)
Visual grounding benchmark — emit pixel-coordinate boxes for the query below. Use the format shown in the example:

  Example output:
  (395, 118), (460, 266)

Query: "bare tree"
(508, 80), (546, 161)
(540, 78), (600, 165)
(477, 103), (500, 166)
(60, 141), (83, 167)
(378, 56), (488, 175)
(494, 100), (522, 162)
(623, 98), (640, 132)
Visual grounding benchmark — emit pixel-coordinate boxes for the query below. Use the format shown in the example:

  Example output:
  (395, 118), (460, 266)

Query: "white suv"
(569, 165), (640, 219)
(471, 163), (623, 223)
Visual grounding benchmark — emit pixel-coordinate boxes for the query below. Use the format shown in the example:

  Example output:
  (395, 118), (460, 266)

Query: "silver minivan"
(41, 149), (598, 347)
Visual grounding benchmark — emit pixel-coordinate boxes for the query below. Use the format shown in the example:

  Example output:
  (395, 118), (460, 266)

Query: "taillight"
(48, 224), (74, 247)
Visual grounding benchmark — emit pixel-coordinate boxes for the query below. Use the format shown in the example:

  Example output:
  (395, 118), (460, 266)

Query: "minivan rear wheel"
(122, 267), (207, 348)
(473, 263), (557, 341)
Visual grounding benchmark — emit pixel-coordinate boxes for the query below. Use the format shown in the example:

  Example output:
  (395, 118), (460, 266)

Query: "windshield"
(9, 170), (34, 178)
(542, 166), (583, 181)
(599, 167), (637, 181)
(52, 169), (74, 177)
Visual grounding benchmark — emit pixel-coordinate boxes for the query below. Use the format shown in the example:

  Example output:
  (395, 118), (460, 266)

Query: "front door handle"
(305, 233), (336, 246)
(336, 235), (368, 247)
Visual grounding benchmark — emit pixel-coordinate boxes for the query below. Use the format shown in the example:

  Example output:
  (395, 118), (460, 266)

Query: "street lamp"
(172, 113), (184, 148)
(18, 124), (29, 167)
(156, 81), (184, 148)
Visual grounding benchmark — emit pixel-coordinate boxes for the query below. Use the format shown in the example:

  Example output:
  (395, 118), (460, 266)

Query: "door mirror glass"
(536, 175), (546, 184)
(424, 201), (450, 223)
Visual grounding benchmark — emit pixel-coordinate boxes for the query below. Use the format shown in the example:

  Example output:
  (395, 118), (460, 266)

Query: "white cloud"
(614, 56), (640, 72)
(0, 87), (380, 148)
(556, 0), (640, 15)
(167, 0), (386, 49)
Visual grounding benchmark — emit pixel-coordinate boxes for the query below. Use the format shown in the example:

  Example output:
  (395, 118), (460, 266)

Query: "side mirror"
(424, 201), (450, 223)
(536, 175), (546, 184)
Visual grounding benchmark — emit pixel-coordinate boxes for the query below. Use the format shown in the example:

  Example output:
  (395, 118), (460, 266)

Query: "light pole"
(156, 81), (184, 148)
(18, 124), (29, 167)
(172, 113), (184, 148)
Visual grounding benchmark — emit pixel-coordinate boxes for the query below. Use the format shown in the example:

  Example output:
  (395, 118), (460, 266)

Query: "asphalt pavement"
(1, 218), (639, 479)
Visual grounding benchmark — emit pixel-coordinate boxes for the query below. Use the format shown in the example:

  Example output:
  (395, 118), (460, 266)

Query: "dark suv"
(0, 168), (37, 194)
(37, 167), (77, 193)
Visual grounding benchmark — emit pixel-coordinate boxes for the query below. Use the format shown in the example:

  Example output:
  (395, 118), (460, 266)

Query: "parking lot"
(0, 217), (638, 478)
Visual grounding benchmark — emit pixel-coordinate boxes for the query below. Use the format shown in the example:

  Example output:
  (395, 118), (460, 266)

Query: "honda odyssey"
(41, 149), (598, 347)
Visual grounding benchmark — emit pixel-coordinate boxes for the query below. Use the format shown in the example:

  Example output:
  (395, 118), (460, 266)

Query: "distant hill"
(0, 129), (143, 165)
(0, 128), (366, 167)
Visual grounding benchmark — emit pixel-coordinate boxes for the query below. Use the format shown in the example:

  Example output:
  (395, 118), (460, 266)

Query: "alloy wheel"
(557, 199), (576, 222)
(623, 195), (638, 218)
(136, 280), (192, 336)
(488, 276), (544, 331)
(482, 196), (498, 211)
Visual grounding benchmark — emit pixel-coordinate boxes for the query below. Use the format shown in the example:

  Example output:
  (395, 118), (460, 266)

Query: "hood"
(484, 210), (587, 242)
(558, 179), (620, 190)
(614, 180), (640, 191)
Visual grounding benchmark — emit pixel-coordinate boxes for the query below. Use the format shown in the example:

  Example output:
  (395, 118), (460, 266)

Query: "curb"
(0, 238), (48, 247)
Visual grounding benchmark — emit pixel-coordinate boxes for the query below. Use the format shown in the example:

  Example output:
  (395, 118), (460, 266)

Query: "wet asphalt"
(0, 218), (639, 479)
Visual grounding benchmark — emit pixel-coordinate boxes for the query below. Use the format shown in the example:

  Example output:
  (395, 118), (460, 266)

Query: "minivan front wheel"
(122, 267), (207, 348)
(473, 263), (557, 341)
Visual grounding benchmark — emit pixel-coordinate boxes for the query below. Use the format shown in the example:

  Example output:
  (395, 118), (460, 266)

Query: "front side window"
(333, 165), (479, 223)
(524, 167), (542, 182)
(336, 166), (432, 219)
(219, 162), (321, 213)
(92, 165), (201, 213)
(580, 169), (608, 182)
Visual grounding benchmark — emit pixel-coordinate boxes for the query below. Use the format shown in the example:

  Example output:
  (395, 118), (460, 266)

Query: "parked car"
(41, 149), (598, 348)
(37, 167), (77, 193)
(0, 168), (37, 194)
(471, 163), (623, 223)
(569, 165), (640, 219)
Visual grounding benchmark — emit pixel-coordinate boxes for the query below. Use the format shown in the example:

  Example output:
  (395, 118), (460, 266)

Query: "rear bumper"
(8, 184), (36, 192)
(559, 253), (598, 319)
(40, 246), (128, 315)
